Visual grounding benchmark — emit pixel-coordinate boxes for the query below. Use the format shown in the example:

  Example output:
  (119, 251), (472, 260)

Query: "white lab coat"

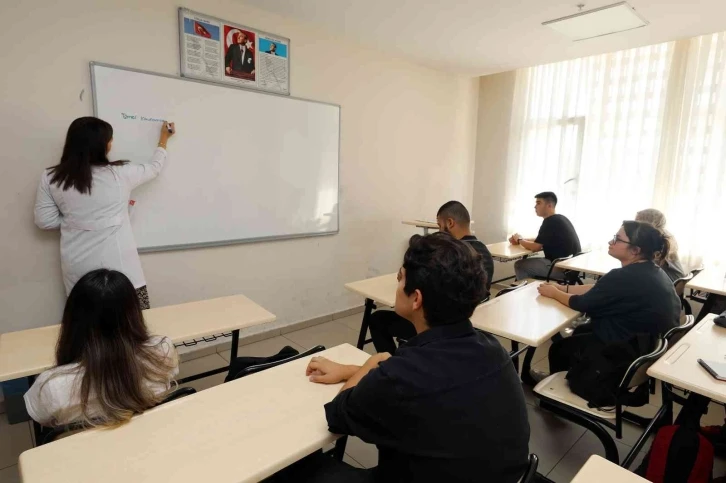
(34, 148), (167, 294)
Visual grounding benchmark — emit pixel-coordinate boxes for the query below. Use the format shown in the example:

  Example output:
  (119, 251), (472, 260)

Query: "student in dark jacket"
(368, 201), (494, 355)
(271, 233), (529, 483)
(535, 221), (680, 377)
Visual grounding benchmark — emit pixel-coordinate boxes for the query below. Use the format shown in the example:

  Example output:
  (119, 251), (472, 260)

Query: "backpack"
(637, 425), (714, 483)
(565, 334), (652, 409)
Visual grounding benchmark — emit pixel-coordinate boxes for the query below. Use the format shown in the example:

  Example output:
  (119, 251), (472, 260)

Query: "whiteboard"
(91, 63), (339, 252)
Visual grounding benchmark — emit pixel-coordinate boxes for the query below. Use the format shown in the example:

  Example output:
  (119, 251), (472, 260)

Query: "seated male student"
(272, 233), (529, 483)
(509, 191), (581, 281)
(368, 201), (493, 354)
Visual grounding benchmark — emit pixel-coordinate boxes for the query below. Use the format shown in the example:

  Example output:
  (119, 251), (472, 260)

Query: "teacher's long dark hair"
(51, 269), (176, 426)
(48, 117), (127, 194)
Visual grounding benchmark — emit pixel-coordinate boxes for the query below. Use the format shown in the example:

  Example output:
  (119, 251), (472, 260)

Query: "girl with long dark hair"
(34, 117), (175, 308)
(24, 269), (178, 427)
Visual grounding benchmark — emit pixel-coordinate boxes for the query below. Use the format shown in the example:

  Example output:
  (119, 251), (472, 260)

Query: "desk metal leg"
(423, 227), (430, 235)
(332, 435), (348, 461)
(356, 299), (376, 349)
(230, 329), (240, 362)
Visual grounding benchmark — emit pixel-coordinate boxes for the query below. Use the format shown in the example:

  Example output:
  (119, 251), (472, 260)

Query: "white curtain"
(506, 32), (726, 269)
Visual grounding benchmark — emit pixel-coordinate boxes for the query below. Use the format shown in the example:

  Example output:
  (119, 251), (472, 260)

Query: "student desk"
(555, 251), (619, 278)
(345, 274), (579, 351)
(486, 241), (533, 262)
(401, 220), (438, 235)
(571, 455), (648, 482)
(470, 281), (581, 347)
(19, 343), (370, 483)
(648, 314), (726, 404)
(344, 273), (398, 349)
(687, 269), (726, 296)
(0, 294), (276, 384)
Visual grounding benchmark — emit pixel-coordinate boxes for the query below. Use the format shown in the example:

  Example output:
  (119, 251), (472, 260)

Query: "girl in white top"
(34, 117), (176, 308)
(24, 269), (179, 427)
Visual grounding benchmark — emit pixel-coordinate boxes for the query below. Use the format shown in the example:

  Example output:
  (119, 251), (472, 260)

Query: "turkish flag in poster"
(194, 22), (212, 38)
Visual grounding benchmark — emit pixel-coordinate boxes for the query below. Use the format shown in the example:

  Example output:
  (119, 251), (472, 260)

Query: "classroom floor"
(2, 311), (725, 482)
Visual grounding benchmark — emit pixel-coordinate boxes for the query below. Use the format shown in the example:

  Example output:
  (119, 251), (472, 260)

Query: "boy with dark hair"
(278, 233), (530, 482)
(509, 191), (581, 281)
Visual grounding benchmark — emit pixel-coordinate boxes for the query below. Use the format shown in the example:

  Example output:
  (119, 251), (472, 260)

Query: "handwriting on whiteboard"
(121, 113), (165, 123)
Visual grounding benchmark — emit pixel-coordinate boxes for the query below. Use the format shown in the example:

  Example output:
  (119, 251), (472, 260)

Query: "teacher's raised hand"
(158, 122), (175, 149)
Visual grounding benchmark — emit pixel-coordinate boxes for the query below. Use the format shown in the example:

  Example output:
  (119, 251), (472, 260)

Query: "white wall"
(0, 0), (479, 334)
(471, 71), (517, 281)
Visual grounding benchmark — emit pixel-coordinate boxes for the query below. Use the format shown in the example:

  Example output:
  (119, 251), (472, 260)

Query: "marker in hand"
(166, 121), (174, 133)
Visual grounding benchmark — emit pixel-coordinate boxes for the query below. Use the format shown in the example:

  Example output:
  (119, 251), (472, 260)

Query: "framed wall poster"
(179, 8), (290, 95)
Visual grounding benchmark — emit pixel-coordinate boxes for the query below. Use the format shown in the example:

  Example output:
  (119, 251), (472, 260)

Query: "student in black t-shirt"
(534, 221), (680, 379)
(368, 201), (494, 355)
(509, 191), (581, 281)
(269, 233), (529, 483)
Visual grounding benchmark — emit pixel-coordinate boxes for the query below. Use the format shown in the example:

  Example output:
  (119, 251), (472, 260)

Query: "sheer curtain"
(505, 32), (726, 268)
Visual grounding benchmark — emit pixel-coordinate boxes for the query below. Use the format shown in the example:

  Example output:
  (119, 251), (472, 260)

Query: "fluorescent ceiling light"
(543, 2), (648, 41)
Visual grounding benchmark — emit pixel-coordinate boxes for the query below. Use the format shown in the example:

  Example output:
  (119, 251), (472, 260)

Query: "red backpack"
(638, 425), (714, 482)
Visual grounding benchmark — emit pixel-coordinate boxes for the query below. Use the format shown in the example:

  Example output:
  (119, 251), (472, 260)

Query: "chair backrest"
(664, 315), (695, 347)
(518, 454), (539, 483)
(545, 255), (573, 281)
(231, 345), (326, 380)
(495, 281), (528, 298)
(40, 386), (198, 445)
(619, 337), (668, 392)
(673, 272), (696, 298)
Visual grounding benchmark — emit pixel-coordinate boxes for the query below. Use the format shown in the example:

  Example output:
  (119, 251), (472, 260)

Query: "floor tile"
(344, 436), (378, 469)
(178, 353), (228, 393)
(0, 465), (20, 483)
(526, 403), (586, 475)
(284, 321), (361, 352)
(218, 336), (306, 363)
(0, 414), (32, 471)
(335, 313), (366, 332)
(546, 430), (634, 481)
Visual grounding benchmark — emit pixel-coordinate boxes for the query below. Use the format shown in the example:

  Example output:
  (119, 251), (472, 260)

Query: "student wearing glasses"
(534, 221), (680, 378)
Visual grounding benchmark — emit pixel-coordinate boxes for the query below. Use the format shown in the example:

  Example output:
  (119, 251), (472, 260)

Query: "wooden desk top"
(571, 455), (647, 482)
(0, 295), (276, 382)
(555, 251), (620, 277)
(486, 241), (533, 261)
(687, 268), (726, 296)
(19, 343), (370, 483)
(401, 220), (439, 229)
(648, 314), (726, 404)
(471, 281), (581, 346)
(344, 273), (398, 307)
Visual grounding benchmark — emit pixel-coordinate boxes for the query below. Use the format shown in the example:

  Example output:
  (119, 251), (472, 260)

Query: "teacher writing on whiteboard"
(34, 117), (176, 309)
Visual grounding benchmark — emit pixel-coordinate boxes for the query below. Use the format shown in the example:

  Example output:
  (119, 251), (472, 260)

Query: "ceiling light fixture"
(543, 2), (649, 41)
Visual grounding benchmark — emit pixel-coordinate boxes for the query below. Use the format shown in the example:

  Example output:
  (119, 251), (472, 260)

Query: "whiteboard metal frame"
(89, 61), (340, 253)
(177, 8), (292, 96)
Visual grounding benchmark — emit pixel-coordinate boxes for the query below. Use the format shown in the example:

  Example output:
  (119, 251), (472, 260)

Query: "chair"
(674, 268), (703, 316)
(532, 252), (587, 284)
(518, 453), (539, 483)
(534, 338), (669, 468)
(39, 387), (198, 445)
(657, 315), (696, 414)
(229, 345), (326, 380)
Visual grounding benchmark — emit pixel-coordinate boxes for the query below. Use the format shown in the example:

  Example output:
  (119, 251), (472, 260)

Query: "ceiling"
(241, 0), (726, 76)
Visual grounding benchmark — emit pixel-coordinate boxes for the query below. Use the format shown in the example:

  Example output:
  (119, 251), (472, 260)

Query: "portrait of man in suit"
(224, 28), (255, 79)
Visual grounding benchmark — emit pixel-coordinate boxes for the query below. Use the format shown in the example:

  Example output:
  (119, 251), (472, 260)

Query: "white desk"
(344, 273), (397, 309)
(401, 220), (438, 235)
(556, 251), (620, 278)
(648, 313), (726, 404)
(344, 274), (579, 349)
(471, 281), (581, 347)
(19, 343), (370, 483)
(0, 294), (276, 383)
(571, 455), (647, 482)
(687, 268), (726, 296)
(486, 241), (533, 262)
